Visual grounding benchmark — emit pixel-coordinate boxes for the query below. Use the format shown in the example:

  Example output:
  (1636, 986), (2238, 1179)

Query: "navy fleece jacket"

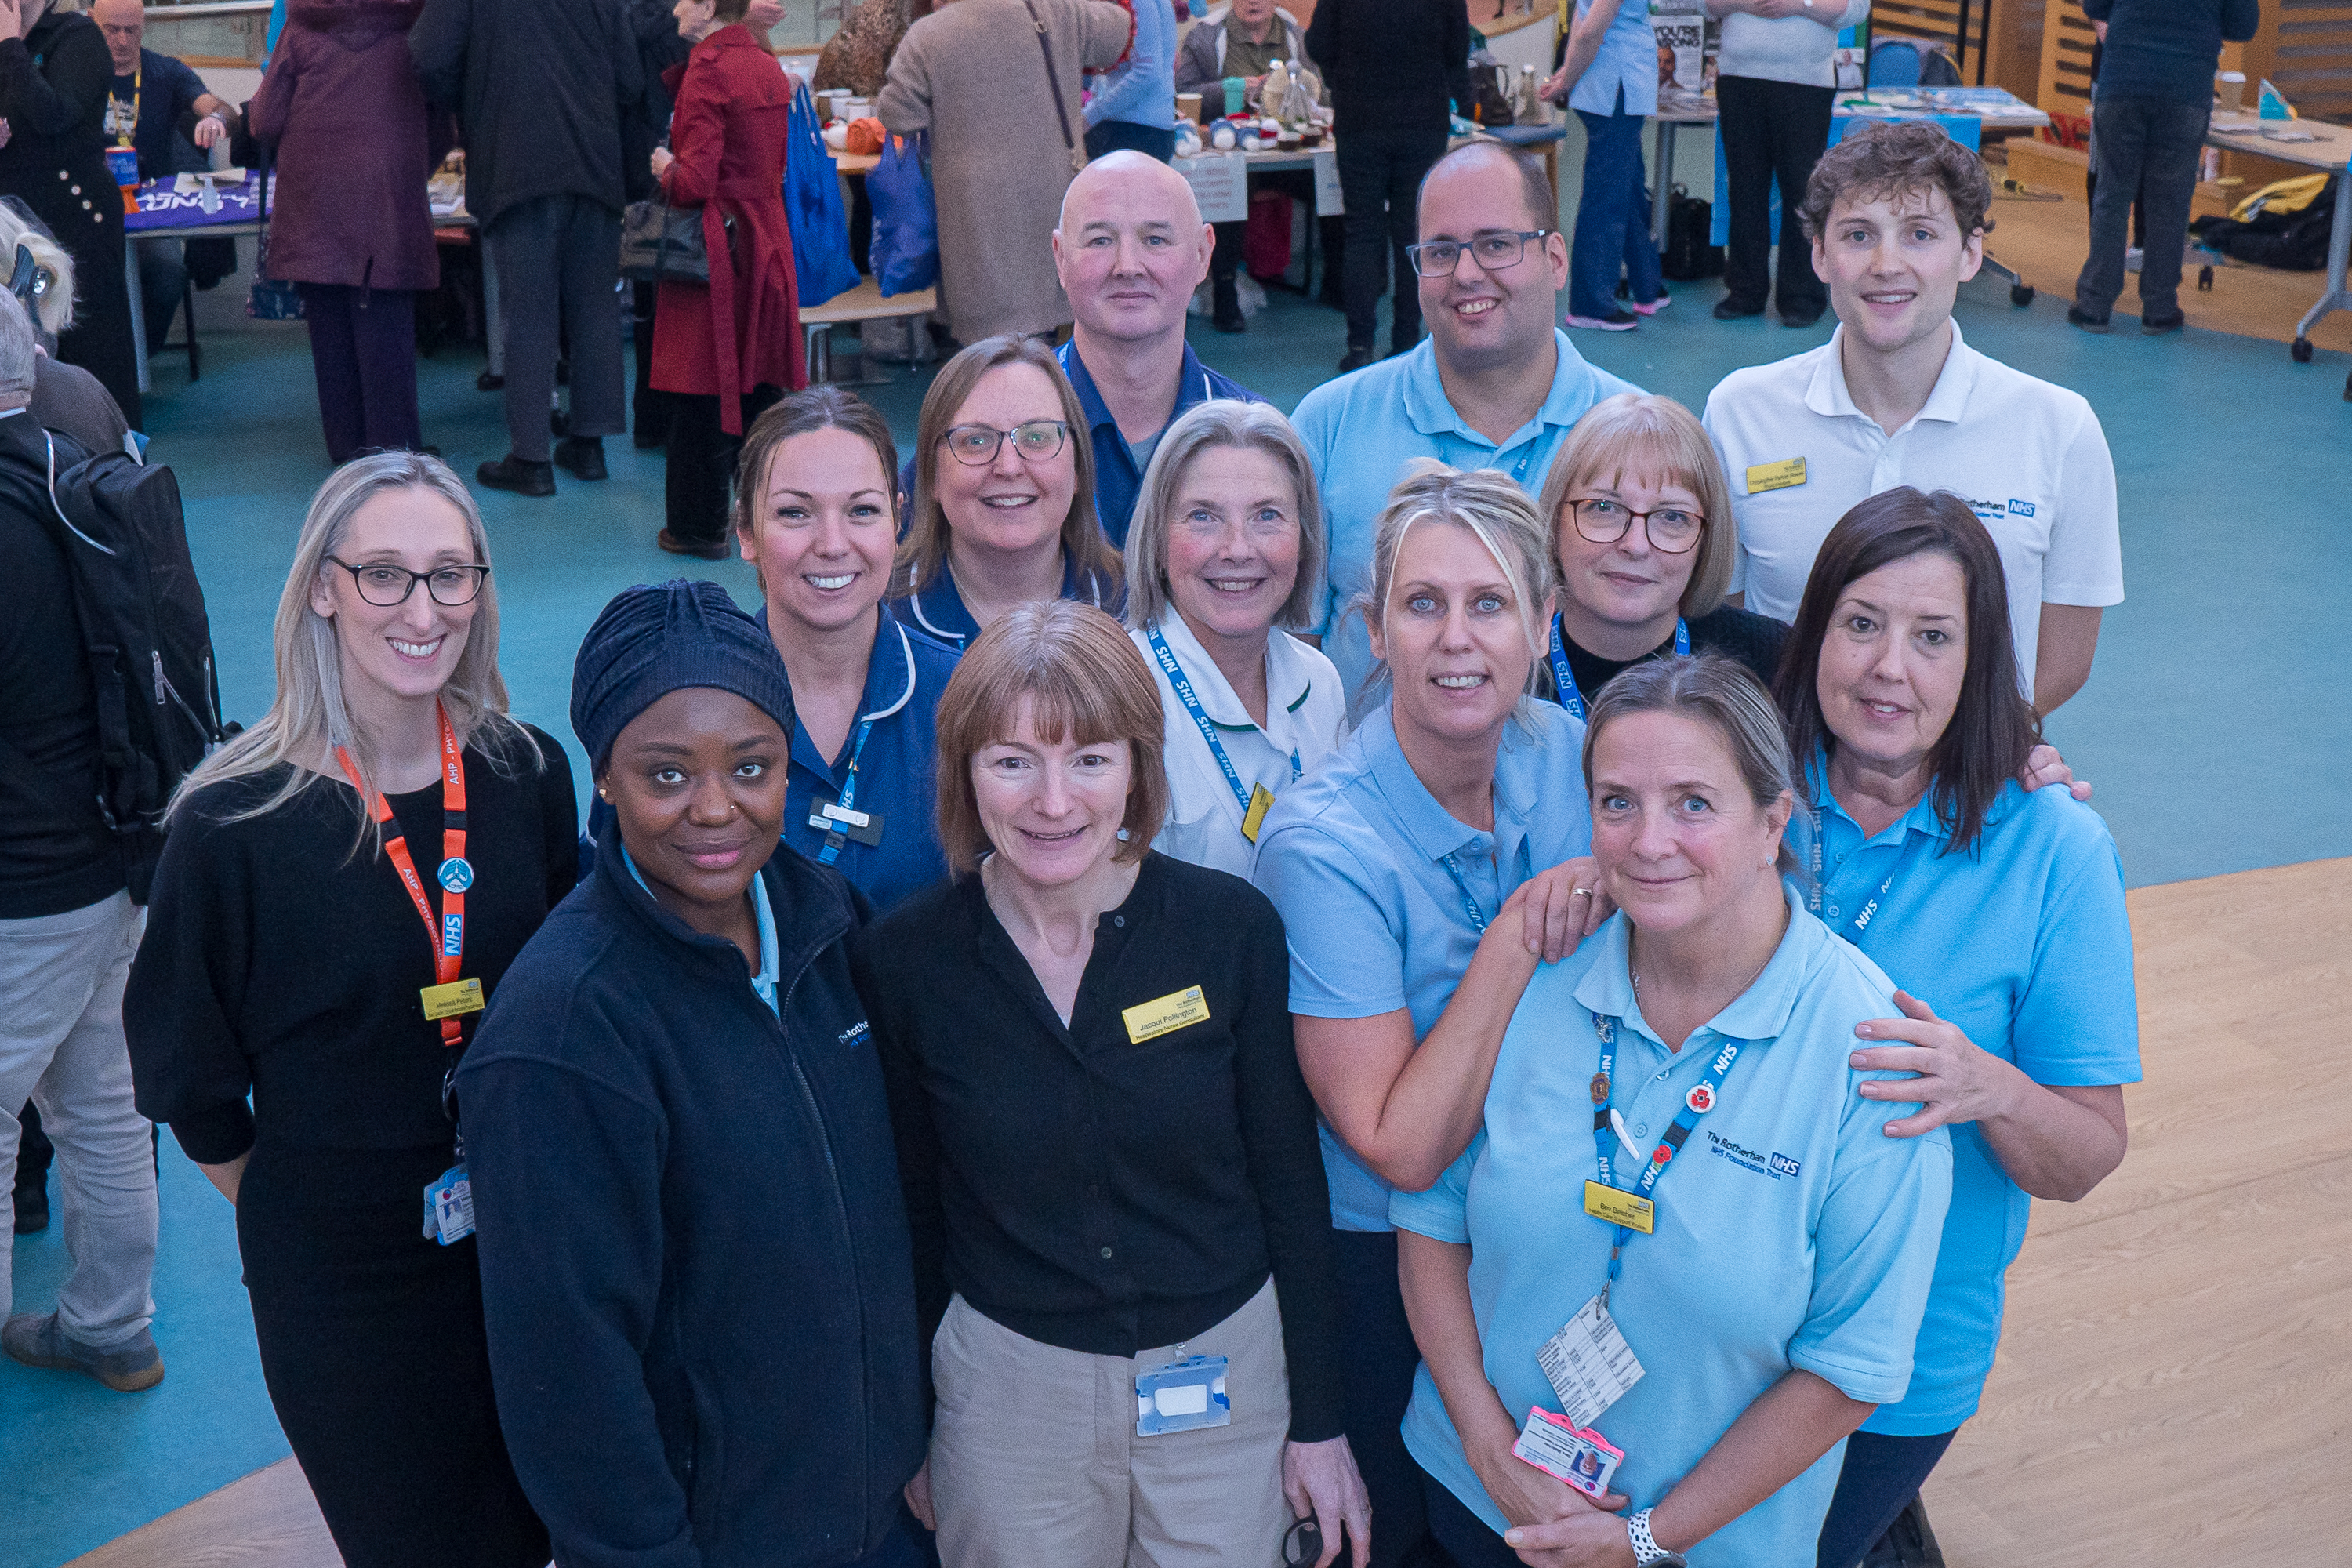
(457, 821), (924, 1568)
(2084, 0), (2260, 107)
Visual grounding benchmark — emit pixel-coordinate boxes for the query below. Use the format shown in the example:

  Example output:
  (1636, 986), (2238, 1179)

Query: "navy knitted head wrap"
(570, 580), (794, 771)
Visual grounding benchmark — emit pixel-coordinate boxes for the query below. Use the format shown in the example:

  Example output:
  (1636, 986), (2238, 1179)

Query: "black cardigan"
(854, 851), (1345, 1443)
(456, 820), (924, 1568)
(124, 728), (577, 1163)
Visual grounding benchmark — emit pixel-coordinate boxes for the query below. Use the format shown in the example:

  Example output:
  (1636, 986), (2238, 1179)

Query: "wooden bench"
(801, 278), (938, 386)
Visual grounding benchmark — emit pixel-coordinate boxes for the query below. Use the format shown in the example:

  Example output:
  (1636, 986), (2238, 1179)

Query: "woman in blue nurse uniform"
(735, 387), (961, 910)
(1391, 655), (1954, 1568)
(1251, 461), (1606, 1568)
(1771, 488), (2140, 1568)
(1123, 400), (1346, 879)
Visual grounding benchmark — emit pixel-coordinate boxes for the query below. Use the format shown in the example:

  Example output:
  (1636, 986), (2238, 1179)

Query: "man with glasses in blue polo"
(1291, 140), (1642, 699)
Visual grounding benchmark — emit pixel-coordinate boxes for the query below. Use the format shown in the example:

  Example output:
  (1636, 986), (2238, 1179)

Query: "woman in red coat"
(649, 0), (803, 557)
(247, 0), (441, 466)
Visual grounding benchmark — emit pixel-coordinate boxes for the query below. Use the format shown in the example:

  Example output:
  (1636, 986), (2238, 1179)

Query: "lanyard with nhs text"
(1548, 612), (1687, 724)
(812, 719), (876, 866)
(1806, 804), (1929, 938)
(1146, 622), (1299, 844)
(1584, 1011), (1745, 1291)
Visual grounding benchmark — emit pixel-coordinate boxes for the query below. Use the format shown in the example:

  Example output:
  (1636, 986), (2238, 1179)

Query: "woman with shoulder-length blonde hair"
(123, 451), (573, 1568)
(892, 332), (1123, 652)
(1248, 459), (1607, 1568)
(855, 599), (1370, 1568)
(0, 198), (132, 455)
(1530, 390), (1789, 717)
(1122, 397), (1344, 877)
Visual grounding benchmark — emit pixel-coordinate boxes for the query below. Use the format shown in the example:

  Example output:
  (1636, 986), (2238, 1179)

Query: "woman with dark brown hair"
(855, 600), (1370, 1567)
(1773, 488), (2140, 1568)
(892, 332), (1123, 651)
(648, 0), (804, 557)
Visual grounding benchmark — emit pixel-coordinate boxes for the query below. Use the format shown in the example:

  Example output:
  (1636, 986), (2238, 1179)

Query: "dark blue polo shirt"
(108, 49), (212, 180)
(895, 554), (1125, 652)
(1056, 338), (1265, 548)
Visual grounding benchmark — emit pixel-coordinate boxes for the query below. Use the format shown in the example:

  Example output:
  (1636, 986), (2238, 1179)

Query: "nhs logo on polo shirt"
(1706, 1130), (1801, 1181)
(1965, 497), (2038, 523)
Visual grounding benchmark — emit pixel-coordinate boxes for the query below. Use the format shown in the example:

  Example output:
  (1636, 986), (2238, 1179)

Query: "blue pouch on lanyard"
(785, 79), (860, 307)
(1136, 1354), (1231, 1436)
(867, 129), (939, 296)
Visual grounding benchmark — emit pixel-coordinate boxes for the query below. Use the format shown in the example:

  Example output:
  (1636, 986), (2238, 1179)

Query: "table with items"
(2204, 110), (2351, 387)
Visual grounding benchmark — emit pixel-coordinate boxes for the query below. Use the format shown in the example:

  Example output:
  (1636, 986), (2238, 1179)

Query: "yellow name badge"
(1745, 456), (1808, 495)
(420, 978), (485, 1022)
(1241, 783), (1278, 844)
(1123, 985), (1210, 1045)
(1583, 1179), (1655, 1235)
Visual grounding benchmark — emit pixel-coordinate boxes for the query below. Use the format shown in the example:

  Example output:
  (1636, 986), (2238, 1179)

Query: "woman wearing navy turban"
(456, 579), (928, 1568)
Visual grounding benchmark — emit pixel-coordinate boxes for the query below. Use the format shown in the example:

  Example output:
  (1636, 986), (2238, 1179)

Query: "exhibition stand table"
(2205, 110), (2352, 389)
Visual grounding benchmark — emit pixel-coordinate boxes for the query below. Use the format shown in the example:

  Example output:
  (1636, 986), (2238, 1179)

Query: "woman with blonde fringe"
(124, 451), (570, 1568)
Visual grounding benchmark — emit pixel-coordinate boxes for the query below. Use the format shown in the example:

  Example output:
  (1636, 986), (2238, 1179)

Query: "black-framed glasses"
(325, 556), (492, 607)
(1566, 498), (1704, 554)
(1403, 227), (1552, 277)
(939, 419), (1070, 466)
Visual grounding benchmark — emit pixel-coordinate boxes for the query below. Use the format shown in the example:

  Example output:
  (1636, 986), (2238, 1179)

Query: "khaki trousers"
(930, 1277), (1295, 1567)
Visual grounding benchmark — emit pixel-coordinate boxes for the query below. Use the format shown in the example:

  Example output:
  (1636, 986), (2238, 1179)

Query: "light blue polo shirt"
(1567, 0), (1661, 118)
(622, 846), (780, 1014)
(1788, 751), (2140, 1436)
(1290, 332), (1642, 698)
(1392, 891), (1953, 1563)
(1250, 697), (1594, 1231)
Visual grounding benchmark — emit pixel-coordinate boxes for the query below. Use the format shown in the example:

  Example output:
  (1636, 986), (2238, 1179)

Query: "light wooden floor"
(68, 858), (2352, 1568)
(1984, 183), (2352, 355)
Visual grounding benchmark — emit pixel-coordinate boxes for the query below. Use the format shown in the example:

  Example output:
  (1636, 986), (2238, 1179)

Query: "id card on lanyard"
(336, 703), (480, 1246)
(1548, 612), (1688, 724)
(1146, 623), (1299, 844)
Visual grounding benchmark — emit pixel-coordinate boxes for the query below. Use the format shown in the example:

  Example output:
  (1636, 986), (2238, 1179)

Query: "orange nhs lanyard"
(336, 703), (477, 1044)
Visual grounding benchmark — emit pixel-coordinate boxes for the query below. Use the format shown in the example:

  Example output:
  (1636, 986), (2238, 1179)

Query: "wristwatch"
(1627, 1508), (1690, 1567)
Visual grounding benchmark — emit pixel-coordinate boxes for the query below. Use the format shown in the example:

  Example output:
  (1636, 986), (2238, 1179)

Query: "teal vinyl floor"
(4, 270), (2347, 1566)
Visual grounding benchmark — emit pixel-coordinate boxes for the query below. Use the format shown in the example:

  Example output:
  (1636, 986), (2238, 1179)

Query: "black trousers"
(630, 280), (670, 447)
(2075, 96), (2209, 321)
(1337, 127), (1447, 352)
(1716, 74), (1835, 315)
(665, 383), (785, 545)
(1814, 1428), (1958, 1568)
(1333, 1227), (1449, 1568)
(238, 1144), (549, 1568)
(487, 194), (625, 462)
(296, 285), (420, 466)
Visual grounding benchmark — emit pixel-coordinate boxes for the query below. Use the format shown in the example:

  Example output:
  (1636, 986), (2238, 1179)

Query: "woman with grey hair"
(124, 451), (569, 1568)
(1392, 652), (1953, 1568)
(0, 196), (132, 452)
(1123, 398), (1342, 877)
(1250, 459), (1606, 1568)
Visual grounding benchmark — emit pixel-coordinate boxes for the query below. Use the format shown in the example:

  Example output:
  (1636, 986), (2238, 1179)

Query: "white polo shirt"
(1131, 615), (1347, 880)
(1702, 322), (2123, 690)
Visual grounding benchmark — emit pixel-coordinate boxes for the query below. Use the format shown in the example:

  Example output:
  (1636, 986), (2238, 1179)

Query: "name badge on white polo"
(1136, 1353), (1231, 1436)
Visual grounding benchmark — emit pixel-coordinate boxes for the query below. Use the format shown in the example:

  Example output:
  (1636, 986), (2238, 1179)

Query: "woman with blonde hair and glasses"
(1532, 391), (1788, 714)
(125, 451), (572, 1568)
(894, 332), (1123, 651)
(1250, 460), (1606, 1568)
(858, 600), (1368, 1566)
(1122, 398), (1343, 877)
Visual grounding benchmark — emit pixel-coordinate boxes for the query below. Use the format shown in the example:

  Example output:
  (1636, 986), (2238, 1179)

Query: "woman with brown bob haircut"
(891, 334), (1124, 652)
(1531, 392), (1789, 717)
(854, 600), (1372, 1568)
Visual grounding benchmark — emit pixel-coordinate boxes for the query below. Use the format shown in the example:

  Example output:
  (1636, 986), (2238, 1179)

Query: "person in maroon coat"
(248, 0), (440, 466)
(647, 0), (803, 558)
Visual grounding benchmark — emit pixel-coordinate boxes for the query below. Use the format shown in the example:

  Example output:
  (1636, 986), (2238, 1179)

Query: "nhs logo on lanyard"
(441, 913), (463, 956)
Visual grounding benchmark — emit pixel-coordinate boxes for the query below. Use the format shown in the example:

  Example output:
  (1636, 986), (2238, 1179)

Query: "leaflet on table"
(1650, 0), (1704, 95)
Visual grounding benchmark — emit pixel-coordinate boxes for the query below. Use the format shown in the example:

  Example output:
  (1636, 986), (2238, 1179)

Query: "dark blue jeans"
(1815, 1428), (1958, 1568)
(1083, 118), (1176, 163)
(1570, 91), (1661, 320)
(1333, 1227), (1446, 1568)
(2074, 95), (2210, 321)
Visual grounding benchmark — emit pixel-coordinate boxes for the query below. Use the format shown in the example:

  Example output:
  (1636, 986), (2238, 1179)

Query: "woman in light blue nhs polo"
(1390, 655), (1954, 1568)
(1769, 489), (2140, 1568)
(1252, 461), (1606, 1568)
(1123, 400), (1346, 879)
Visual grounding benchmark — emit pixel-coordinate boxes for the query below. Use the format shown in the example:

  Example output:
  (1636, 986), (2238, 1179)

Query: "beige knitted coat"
(877, 0), (1132, 342)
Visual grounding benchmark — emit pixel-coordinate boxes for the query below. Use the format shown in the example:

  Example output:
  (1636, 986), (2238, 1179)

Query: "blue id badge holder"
(422, 1165), (474, 1245)
(1135, 1354), (1230, 1436)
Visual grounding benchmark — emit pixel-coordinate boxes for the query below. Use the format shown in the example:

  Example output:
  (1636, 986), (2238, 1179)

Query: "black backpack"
(38, 433), (230, 901)
(1661, 186), (1723, 281)
(2191, 176), (2337, 271)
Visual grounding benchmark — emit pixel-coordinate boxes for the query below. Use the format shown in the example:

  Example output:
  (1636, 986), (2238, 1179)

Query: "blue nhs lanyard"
(1548, 612), (1688, 724)
(1438, 851), (1492, 935)
(1589, 1010), (1745, 1282)
(815, 718), (876, 867)
(1145, 623), (1300, 834)
(1806, 804), (1927, 938)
